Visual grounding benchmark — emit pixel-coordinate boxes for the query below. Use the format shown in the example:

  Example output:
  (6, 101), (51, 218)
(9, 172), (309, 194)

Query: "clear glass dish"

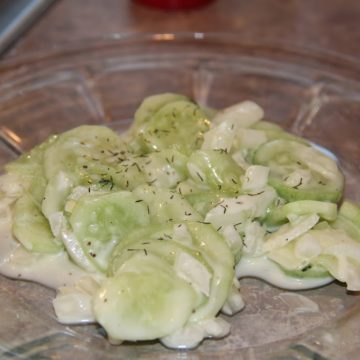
(0, 33), (359, 360)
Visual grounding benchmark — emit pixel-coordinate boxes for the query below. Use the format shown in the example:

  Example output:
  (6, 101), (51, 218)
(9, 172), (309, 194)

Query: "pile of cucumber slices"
(0, 93), (359, 348)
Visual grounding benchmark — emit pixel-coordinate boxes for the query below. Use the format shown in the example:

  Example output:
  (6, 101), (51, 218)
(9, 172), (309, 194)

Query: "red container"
(135, 0), (214, 10)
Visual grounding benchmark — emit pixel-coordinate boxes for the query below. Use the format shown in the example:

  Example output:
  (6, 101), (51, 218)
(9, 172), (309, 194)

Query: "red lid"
(136, 0), (214, 10)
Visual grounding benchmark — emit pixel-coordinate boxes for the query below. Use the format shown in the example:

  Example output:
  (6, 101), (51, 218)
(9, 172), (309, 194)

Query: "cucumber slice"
(133, 185), (202, 223)
(132, 93), (187, 131)
(187, 150), (244, 194)
(269, 228), (360, 290)
(185, 191), (226, 216)
(43, 125), (129, 186)
(205, 187), (278, 231)
(94, 253), (196, 341)
(253, 139), (344, 202)
(263, 214), (320, 252)
(338, 201), (360, 226)
(251, 120), (283, 132)
(186, 222), (234, 322)
(332, 217), (360, 241)
(268, 178), (343, 203)
(108, 226), (212, 305)
(42, 172), (73, 220)
(251, 121), (309, 145)
(108, 224), (173, 276)
(138, 100), (210, 154)
(266, 200), (337, 226)
(69, 191), (150, 271)
(6, 135), (56, 203)
(109, 227), (200, 271)
(332, 201), (360, 240)
(267, 240), (330, 277)
(176, 178), (209, 197)
(234, 128), (268, 151)
(139, 149), (188, 189)
(5, 134), (56, 179)
(109, 222), (233, 323)
(264, 130), (309, 144)
(12, 194), (63, 253)
(94, 149), (188, 191)
(282, 264), (330, 279)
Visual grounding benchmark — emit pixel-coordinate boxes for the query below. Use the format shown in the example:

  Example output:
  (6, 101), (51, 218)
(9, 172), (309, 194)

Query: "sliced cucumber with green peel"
(144, 149), (188, 188)
(338, 201), (360, 226)
(254, 139), (344, 202)
(187, 150), (244, 194)
(263, 214), (320, 252)
(94, 253), (196, 341)
(95, 149), (188, 191)
(282, 264), (330, 279)
(5, 134), (56, 180)
(332, 201), (360, 240)
(268, 228), (360, 290)
(185, 191), (226, 216)
(267, 240), (330, 277)
(107, 224), (174, 276)
(132, 93), (187, 132)
(138, 100), (210, 154)
(186, 222), (234, 322)
(6, 136), (56, 203)
(44, 125), (129, 185)
(107, 222), (233, 323)
(12, 194), (63, 253)
(251, 121), (308, 145)
(108, 223), (212, 288)
(69, 191), (150, 271)
(42, 172), (74, 220)
(133, 185), (202, 223)
(251, 120), (283, 132)
(266, 200), (337, 226)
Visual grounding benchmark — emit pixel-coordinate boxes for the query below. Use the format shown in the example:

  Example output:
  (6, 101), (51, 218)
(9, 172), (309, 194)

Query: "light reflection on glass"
(0, 126), (23, 154)
(152, 33), (176, 41)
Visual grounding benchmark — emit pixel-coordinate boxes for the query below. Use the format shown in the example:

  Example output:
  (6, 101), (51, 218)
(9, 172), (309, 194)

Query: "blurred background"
(1, 0), (360, 59)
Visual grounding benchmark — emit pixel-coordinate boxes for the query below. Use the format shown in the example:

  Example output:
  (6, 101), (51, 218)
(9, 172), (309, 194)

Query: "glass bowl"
(0, 33), (359, 360)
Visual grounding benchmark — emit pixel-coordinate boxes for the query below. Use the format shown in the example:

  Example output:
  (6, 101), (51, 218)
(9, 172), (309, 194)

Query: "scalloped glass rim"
(0, 32), (359, 360)
(1, 32), (360, 67)
(1, 32), (360, 85)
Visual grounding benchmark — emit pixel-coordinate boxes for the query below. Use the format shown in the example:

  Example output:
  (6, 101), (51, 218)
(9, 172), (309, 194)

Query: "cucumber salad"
(0, 93), (359, 349)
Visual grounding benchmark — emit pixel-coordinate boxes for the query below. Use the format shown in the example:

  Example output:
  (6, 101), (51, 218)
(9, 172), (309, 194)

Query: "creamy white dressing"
(147, 157), (182, 188)
(53, 288), (96, 324)
(53, 276), (101, 324)
(263, 214), (320, 252)
(221, 224), (243, 251)
(201, 121), (235, 153)
(0, 211), (101, 289)
(221, 278), (245, 315)
(231, 150), (249, 170)
(243, 221), (266, 256)
(174, 251), (211, 297)
(236, 255), (333, 290)
(284, 169), (312, 188)
(60, 226), (98, 273)
(242, 165), (269, 192)
(160, 317), (230, 349)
